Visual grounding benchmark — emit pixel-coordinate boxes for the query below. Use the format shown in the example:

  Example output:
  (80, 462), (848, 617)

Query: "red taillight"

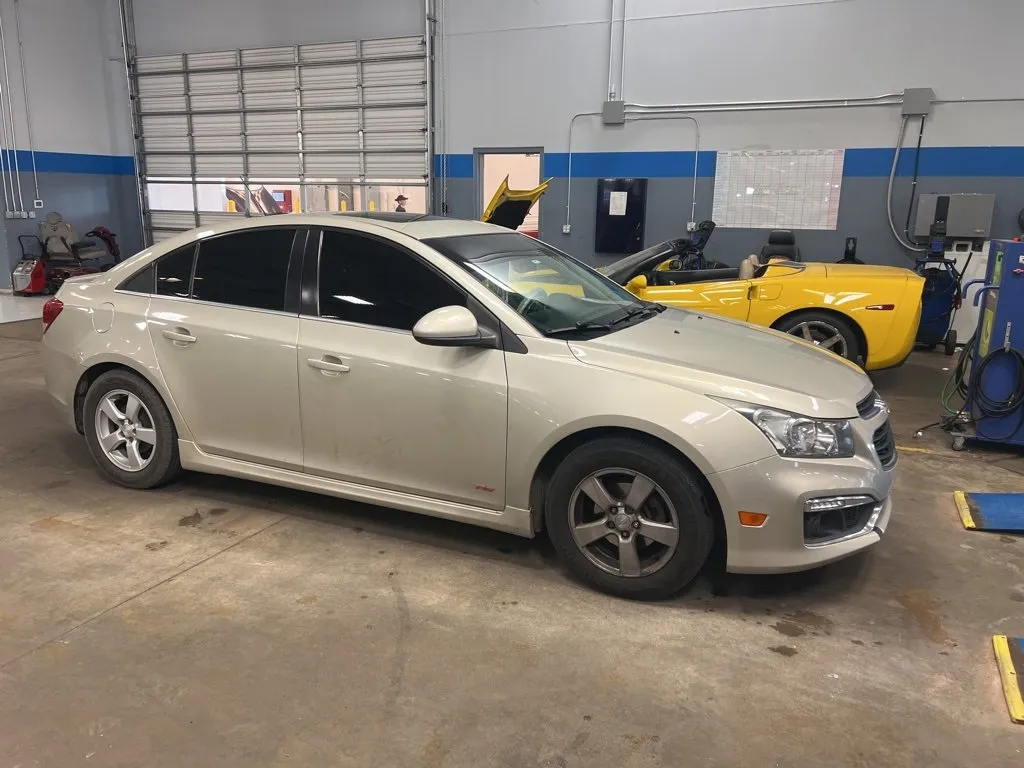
(42, 298), (63, 333)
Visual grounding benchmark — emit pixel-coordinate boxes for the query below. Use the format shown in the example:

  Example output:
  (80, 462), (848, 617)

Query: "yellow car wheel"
(774, 311), (861, 365)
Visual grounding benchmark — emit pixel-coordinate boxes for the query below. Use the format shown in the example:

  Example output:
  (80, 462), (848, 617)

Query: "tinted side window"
(156, 245), (196, 298)
(192, 229), (296, 311)
(119, 264), (155, 294)
(318, 231), (465, 330)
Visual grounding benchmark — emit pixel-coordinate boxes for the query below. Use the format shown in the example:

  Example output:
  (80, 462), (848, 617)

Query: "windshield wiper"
(545, 320), (615, 336)
(610, 303), (665, 326)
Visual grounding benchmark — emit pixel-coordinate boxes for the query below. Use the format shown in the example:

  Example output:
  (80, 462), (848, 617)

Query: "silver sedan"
(41, 213), (894, 599)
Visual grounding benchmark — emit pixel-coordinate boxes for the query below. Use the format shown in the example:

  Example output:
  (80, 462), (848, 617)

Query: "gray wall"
(436, 0), (1024, 266)
(132, 0), (425, 55)
(0, 0), (138, 288)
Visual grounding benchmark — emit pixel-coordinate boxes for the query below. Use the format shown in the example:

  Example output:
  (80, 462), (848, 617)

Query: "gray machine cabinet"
(913, 193), (995, 239)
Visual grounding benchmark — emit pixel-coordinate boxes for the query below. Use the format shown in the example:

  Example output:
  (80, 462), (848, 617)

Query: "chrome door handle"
(162, 328), (197, 345)
(307, 356), (350, 374)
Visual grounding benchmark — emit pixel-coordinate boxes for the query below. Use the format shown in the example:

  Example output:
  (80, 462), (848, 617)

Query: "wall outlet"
(562, 224), (571, 234)
(686, 221), (697, 232)
(33, 199), (43, 208)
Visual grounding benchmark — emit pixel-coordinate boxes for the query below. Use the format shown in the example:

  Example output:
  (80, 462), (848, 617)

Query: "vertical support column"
(356, 40), (366, 211)
(423, 1), (434, 213)
(182, 54), (199, 229)
(118, 0), (149, 245)
(294, 45), (305, 213)
(237, 49), (250, 216)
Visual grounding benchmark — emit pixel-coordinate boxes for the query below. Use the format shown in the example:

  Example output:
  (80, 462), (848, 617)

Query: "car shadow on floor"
(157, 463), (869, 611)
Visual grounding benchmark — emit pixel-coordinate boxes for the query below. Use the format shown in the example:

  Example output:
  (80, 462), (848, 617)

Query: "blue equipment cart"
(954, 239), (1024, 450)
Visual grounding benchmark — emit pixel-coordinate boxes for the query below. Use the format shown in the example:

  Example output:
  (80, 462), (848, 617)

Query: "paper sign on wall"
(608, 191), (628, 216)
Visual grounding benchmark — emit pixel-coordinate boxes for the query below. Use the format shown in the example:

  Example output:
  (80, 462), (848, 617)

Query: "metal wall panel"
(131, 34), (429, 241)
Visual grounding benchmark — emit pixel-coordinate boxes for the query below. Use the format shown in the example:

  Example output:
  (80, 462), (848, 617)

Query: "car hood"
(481, 176), (550, 230)
(568, 309), (872, 419)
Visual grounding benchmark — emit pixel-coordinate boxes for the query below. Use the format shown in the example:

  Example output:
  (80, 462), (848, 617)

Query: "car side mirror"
(412, 305), (498, 348)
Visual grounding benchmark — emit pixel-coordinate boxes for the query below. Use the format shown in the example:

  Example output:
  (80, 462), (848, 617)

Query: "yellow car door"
(630, 275), (754, 322)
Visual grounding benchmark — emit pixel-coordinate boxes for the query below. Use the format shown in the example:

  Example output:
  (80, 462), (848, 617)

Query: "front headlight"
(715, 399), (855, 459)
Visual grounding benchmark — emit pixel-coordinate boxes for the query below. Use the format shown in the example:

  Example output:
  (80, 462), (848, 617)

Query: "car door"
(297, 227), (509, 510)
(146, 227), (305, 470)
(643, 277), (753, 321)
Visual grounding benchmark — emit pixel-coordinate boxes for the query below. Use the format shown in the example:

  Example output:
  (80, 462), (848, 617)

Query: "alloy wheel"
(788, 320), (849, 359)
(567, 468), (680, 578)
(94, 389), (157, 472)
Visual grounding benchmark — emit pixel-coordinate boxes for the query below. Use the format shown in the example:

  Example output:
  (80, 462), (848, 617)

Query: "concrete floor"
(1, 319), (1023, 768)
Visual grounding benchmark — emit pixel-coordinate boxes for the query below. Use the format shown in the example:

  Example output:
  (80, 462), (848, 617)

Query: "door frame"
(473, 146), (545, 220)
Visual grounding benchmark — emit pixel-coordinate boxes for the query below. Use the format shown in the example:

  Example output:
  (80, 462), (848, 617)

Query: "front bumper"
(708, 451), (893, 574)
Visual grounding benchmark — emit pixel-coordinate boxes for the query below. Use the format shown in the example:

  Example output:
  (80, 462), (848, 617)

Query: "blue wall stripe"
(5, 145), (1019, 179)
(0, 149), (136, 176)
(436, 146), (1024, 180)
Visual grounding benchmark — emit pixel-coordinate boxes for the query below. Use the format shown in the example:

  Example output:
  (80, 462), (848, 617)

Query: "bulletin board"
(712, 149), (845, 230)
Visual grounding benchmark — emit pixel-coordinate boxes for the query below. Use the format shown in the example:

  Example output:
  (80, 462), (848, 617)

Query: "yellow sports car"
(480, 181), (923, 371)
(600, 244), (925, 371)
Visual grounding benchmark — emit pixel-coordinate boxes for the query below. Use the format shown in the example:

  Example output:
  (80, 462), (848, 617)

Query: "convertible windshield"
(426, 232), (656, 337)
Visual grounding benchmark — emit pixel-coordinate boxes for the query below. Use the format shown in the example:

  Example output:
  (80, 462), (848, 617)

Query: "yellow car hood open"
(481, 176), (550, 230)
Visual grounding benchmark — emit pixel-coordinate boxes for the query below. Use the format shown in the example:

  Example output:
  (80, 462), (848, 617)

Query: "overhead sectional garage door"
(131, 35), (429, 243)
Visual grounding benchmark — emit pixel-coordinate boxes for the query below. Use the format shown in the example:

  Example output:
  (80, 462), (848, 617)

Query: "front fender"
(503, 337), (774, 510)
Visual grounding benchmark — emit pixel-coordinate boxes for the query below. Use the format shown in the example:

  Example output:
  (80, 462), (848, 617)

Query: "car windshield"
(426, 232), (659, 338)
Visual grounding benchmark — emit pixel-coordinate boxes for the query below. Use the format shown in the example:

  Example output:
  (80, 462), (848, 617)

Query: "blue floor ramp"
(954, 491), (1024, 532)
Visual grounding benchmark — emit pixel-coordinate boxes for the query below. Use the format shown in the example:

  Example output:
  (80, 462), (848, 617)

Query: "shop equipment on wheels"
(949, 239), (1024, 451)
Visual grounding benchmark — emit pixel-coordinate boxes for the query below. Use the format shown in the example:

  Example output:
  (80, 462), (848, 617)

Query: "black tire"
(544, 437), (714, 600)
(944, 329), (958, 356)
(774, 311), (862, 366)
(83, 369), (181, 489)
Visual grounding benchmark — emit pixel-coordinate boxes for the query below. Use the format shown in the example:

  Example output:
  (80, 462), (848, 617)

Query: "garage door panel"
(193, 114), (243, 136)
(362, 36), (424, 59)
(189, 71), (238, 95)
(248, 155), (301, 177)
(364, 84), (425, 105)
(146, 155), (192, 176)
(141, 115), (188, 137)
(302, 110), (359, 133)
(134, 33), (428, 244)
(301, 63), (358, 90)
(363, 59), (426, 89)
(195, 155), (245, 176)
(150, 210), (197, 231)
(364, 106), (426, 132)
(144, 137), (190, 152)
(300, 88), (360, 108)
(365, 153), (426, 178)
(247, 134), (300, 151)
(305, 154), (361, 177)
(299, 41), (359, 63)
(191, 93), (242, 111)
(186, 50), (238, 70)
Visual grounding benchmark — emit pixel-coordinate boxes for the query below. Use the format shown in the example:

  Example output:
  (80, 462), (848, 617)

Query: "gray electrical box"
(901, 87), (934, 117)
(913, 193), (995, 239)
(602, 100), (625, 126)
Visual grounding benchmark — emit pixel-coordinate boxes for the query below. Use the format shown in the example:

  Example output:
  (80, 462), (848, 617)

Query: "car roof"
(157, 212), (508, 245)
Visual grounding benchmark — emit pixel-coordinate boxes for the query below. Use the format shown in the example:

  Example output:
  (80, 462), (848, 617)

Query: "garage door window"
(192, 229), (296, 311)
(317, 230), (464, 330)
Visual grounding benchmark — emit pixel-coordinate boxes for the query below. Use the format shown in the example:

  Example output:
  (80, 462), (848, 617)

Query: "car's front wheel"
(545, 437), (714, 600)
(83, 370), (181, 489)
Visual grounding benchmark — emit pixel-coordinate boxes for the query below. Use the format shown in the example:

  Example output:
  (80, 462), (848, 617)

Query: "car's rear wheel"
(83, 370), (181, 489)
(775, 311), (861, 365)
(545, 438), (714, 600)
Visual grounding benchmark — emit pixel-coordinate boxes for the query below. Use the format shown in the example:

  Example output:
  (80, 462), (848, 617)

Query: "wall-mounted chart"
(712, 149), (845, 230)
